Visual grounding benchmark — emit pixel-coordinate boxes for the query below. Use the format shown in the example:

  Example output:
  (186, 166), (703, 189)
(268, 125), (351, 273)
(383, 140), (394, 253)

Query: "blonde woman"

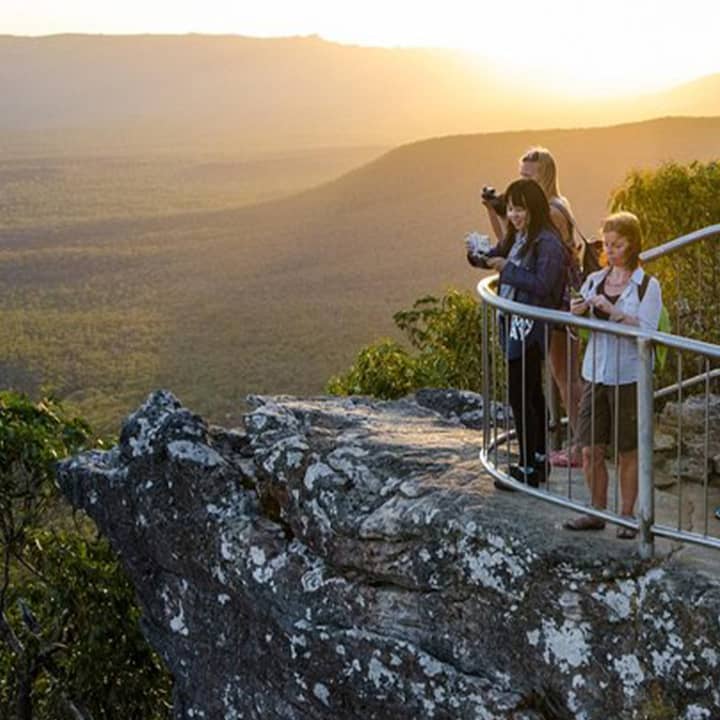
(565, 211), (663, 536)
(483, 147), (584, 467)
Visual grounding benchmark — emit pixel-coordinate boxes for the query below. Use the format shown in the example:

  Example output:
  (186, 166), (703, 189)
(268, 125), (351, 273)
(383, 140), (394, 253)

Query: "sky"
(3, 0), (720, 96)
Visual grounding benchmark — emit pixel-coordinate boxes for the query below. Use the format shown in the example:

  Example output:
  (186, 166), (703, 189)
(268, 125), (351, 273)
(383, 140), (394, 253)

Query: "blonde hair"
(521, 146), (579, 258)
(521, 146), (561, 200)
(602, 211), (643, 269)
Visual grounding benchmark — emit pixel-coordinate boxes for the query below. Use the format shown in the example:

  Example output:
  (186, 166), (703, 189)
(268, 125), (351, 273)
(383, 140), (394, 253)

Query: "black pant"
(508, 343), (546, 467)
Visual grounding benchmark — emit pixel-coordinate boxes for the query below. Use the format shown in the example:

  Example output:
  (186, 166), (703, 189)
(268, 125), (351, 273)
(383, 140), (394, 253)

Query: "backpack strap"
(638, 272), (651, 302)
(550, 198), (588, 242)
(586, 268), (610, 295)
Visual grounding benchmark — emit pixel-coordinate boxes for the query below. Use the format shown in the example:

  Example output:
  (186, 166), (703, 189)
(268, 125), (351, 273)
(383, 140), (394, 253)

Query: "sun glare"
(3, 0), (719, 98)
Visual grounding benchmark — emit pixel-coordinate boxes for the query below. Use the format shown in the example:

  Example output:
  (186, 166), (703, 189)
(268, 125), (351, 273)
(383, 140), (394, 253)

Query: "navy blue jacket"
(481, 228), (568, 359)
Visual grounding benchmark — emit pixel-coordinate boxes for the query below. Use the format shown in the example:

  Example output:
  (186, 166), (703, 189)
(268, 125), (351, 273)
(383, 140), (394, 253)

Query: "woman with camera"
(565, 211), (663, 537)
(469, 178), (568, 488)
(482, 147), (586, 469)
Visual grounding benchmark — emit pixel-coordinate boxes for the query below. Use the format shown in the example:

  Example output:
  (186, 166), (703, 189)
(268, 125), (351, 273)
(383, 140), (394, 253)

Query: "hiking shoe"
(493, 477), (517, 492)
(509, 464), (539, 488)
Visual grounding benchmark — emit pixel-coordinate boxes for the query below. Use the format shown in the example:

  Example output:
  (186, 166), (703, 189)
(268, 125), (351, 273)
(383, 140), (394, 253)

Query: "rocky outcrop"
(656, 393), (720, 481)
(57, 390), (720, 720)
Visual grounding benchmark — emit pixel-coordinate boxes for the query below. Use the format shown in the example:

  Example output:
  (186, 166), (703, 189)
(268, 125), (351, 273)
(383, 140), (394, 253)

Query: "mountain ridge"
(2, 34), (719, 152)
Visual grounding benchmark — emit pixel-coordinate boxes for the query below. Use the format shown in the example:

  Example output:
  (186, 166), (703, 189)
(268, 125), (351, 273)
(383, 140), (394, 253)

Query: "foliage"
(326, 340), (418, 399)
(0, 392), (90, 566)
(0, 391), (172, 719)
(609, 160), (720, 387)
(609, 160), (720, 244)
(327, 290), (484, 398)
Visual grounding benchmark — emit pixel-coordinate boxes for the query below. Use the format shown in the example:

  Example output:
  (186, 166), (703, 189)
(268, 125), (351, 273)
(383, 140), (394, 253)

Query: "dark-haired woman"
(469, 178), (568, 488)
(484, 147), (586, 468)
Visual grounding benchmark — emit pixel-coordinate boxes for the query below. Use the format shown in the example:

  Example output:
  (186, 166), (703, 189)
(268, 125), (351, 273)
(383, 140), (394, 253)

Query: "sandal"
(616, 526), (638, 540)
(563, 514), (606, 531)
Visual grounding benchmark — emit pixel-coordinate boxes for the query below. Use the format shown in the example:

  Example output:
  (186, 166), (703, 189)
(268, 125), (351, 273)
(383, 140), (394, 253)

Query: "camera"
(465, 231), (491, 268)
(481, 185), (507, 217)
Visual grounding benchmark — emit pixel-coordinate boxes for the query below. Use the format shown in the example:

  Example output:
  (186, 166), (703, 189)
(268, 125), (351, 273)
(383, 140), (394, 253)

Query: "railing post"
(482, 300), (490, 451)
(637, 337), (655, 558)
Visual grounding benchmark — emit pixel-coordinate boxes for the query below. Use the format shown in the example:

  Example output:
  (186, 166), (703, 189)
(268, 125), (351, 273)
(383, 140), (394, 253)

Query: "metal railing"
(477, 223), (720, 557)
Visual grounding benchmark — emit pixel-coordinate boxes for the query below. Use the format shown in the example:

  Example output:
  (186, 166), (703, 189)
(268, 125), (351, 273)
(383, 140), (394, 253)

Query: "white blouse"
(579, 267), (663, 385)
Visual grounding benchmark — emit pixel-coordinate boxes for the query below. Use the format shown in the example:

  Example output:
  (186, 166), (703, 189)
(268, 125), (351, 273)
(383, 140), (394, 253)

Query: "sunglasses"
(522, 151), (540, 162)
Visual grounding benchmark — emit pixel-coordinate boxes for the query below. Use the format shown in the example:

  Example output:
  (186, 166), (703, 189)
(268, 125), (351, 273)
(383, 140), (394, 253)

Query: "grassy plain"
(0, 143), (385, 430)
(2, 117), (720, 434)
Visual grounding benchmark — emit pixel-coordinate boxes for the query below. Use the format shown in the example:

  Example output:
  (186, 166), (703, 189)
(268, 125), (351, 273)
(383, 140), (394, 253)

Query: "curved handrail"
(477, 275), (720, 361)
(476, 222), (720, 554)
(638, 223), (720, 263)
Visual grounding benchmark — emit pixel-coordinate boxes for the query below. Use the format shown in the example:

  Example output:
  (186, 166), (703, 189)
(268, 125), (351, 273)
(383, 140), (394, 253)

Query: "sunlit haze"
(2, 0), (720, 97)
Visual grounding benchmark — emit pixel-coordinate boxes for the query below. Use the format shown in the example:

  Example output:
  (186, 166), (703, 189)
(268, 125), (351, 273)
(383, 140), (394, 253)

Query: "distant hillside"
(1, 34), (719, 153)
(0, 34), (516, 151)
(0, 144), (386, 231)
(1, 116), (720, 430)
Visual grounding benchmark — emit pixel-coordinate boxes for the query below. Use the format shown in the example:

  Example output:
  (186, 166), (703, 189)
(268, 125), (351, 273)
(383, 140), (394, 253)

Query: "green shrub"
(327, 290), (483, 398)
(0, 391), (171, 719)
(609, 160), (720, 388)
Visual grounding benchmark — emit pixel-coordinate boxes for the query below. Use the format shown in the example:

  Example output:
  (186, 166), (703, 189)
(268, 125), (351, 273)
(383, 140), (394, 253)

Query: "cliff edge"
(57, 390), (720, 719)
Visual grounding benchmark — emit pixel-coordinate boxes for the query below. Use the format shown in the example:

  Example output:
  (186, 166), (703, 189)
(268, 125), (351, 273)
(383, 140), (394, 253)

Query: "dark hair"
(499, 178), (557, 258)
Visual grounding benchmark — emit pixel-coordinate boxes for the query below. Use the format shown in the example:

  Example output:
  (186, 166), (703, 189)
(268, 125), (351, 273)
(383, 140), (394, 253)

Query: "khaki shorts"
(577, 382), (638, 452)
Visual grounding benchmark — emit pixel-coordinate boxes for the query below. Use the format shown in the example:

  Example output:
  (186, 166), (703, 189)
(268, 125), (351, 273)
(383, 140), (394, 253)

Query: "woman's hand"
(480, 188), (496, 213)
(589, 295), (614, 316)
(485, 256), (506, 272)
(570, 297), (589, 315)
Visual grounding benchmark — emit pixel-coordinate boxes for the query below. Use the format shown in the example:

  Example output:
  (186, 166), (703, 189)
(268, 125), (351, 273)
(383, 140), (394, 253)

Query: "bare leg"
(618, 449), (639, 517)
(563, 444), (609, 531)
(549, 330), (583, 438)
(582, 444), (608, 509)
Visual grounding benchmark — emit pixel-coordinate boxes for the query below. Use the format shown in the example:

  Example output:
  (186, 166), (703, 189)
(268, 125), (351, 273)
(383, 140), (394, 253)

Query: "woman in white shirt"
(564, 211), (663, 538)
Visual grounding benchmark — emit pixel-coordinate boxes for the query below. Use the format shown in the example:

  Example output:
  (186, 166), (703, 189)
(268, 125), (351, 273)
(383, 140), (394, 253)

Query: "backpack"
(638, 273), (671, 371)
(550, 199), (602, 279)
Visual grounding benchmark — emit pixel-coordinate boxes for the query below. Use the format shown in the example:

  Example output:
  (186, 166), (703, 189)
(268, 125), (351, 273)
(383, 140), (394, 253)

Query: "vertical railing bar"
(613, 340), (621, 515)
(492, 308), (499, 470)
(491, 308), (497, 469)
(590, 330), (597, 510)
(544, 323), (551, 492)
(674, 263), (681, 336)
(482, 300), (490, 454)
(675, 264), (683, 532)
(521, 320), (527, 476)
(676, 352), (683, 531)
(505, 314), (511, 472)
(704, 356), (711, 537)
(637, 337), (655, 559)
(566, 326), (572, 497)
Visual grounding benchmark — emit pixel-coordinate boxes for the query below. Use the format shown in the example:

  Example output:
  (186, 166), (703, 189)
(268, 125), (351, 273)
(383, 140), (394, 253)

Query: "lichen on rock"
(57, 389), (720, 719)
